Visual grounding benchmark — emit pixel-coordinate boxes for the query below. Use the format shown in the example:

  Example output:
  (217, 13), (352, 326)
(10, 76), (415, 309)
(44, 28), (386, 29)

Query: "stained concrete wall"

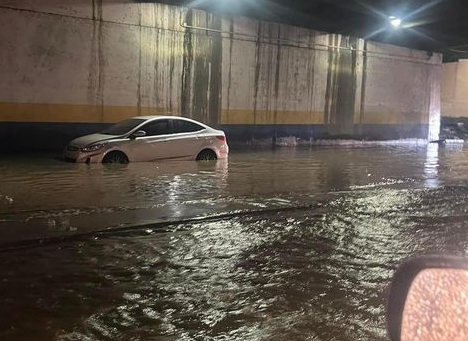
(0, 0), (442, 150)
(441, 60), (468, 119)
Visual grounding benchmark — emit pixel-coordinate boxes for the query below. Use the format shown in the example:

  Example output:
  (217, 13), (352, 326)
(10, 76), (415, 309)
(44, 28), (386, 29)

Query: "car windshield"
(100, 119), (145, 135)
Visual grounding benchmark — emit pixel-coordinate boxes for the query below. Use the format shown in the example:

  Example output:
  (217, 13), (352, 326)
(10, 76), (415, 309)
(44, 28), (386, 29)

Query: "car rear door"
(164, 119), (206, 160)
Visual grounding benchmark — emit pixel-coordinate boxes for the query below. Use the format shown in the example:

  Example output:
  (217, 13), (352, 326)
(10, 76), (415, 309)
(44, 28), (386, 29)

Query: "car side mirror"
(387, 256), (468, 341)
(130, 130), (146, 139)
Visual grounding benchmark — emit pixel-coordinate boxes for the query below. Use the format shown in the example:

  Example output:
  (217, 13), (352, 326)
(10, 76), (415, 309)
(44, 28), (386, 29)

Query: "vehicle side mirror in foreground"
(387, 256), (468, 341)
(130, 130), (146, 139)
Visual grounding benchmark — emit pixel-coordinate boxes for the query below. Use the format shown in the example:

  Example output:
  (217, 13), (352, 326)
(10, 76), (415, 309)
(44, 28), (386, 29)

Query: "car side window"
(140, 120), (171, 136)
(172, 120), (204, 133)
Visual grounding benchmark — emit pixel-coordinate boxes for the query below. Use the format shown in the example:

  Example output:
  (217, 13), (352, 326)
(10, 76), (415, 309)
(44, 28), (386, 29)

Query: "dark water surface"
(2, 144), (468, 340)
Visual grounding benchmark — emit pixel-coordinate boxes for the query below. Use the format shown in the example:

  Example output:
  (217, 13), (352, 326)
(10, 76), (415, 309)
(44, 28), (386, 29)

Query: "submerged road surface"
(1, 144), (468, 340)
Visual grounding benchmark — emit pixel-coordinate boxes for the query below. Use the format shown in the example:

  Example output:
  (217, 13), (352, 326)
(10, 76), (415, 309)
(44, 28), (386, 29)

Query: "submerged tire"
(196, 149), (217, 161)
(102, 151), (129, 164)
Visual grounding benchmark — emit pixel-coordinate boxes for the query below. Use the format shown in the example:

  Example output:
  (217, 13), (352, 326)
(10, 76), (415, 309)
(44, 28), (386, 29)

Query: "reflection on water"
(0, 146), (447, 244)
(424, 143), (439, 188)
(2, 145), (468, 340)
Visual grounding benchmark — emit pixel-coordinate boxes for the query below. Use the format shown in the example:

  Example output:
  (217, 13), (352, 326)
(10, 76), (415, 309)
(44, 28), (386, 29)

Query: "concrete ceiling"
(153, 0), (467, 62)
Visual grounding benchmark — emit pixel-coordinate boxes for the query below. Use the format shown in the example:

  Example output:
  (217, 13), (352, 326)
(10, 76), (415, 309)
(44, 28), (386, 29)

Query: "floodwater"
(2, 144), (468, 341)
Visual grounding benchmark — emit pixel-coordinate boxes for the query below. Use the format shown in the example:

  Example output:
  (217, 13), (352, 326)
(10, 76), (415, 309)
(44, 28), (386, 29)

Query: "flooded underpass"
(2, 144), (468, 341)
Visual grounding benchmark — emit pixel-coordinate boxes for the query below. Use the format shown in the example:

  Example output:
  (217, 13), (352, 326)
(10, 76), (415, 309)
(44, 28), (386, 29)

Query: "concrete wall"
(441, 60), (468, 119)
(0, 1), (442, 150)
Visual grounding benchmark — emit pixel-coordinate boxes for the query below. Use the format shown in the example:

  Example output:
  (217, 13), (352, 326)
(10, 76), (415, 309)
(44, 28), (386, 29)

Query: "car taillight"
(216, 136), (226, 142)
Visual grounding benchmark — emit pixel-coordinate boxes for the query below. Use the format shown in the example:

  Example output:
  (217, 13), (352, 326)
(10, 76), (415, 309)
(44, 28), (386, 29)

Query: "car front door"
(126, 119), (172, 161)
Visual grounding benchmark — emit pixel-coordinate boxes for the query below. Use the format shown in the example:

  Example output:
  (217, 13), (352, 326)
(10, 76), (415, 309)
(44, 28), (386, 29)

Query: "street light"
(389, 16), (402, 28)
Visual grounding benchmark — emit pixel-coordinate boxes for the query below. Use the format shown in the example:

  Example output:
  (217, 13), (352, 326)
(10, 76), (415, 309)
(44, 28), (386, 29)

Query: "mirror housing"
(130, 130), (146, 139)
(387, 256), (468, 341)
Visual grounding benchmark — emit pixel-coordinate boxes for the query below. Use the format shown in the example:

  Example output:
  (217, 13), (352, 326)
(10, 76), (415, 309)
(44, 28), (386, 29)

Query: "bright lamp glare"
(389, 16), (402, 28)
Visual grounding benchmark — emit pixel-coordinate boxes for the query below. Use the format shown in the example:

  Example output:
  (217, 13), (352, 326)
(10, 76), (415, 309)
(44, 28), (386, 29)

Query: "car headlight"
(81, 143), (105, 152)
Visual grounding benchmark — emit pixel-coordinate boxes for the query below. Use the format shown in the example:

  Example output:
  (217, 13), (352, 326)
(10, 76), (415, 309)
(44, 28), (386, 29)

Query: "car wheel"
(102, 151), (129, 164)
(196, 149), (217, 161)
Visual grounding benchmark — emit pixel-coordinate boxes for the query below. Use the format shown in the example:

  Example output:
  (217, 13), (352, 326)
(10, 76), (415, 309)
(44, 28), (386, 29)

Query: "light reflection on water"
(424, 143), (439, 188)
(0, 146), (446, 243)
(2, 145), (468, 340)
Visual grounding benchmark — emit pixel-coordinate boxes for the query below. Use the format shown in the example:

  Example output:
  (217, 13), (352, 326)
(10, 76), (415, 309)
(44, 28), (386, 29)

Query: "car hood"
(68, 133), (119, 147)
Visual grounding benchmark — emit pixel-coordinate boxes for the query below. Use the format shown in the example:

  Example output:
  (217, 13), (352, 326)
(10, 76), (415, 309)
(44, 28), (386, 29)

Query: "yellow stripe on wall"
(221, 109), (325, 125)
(360, 110), (427, 125)
(0, 102), (171, 123)
(0, 102), (428, 125)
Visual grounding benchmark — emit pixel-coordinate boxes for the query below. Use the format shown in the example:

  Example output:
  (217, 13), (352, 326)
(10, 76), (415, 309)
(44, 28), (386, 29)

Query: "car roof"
(132, 115), (201, 122)
(134, 115), (174, 120)
(132, 115), (188, 121)
(131, 115), (211, 128)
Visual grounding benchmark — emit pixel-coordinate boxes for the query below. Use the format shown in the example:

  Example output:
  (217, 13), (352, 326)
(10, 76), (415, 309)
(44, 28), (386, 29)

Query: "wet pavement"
(2, 144), (468, 340)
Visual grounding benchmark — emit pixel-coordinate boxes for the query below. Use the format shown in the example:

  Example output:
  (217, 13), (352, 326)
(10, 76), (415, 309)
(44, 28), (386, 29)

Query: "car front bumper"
(63, 149), (104, 163)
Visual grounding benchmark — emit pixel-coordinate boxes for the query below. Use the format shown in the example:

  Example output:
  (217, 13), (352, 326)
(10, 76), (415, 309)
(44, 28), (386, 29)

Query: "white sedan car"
(63, 116), (229, 163)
